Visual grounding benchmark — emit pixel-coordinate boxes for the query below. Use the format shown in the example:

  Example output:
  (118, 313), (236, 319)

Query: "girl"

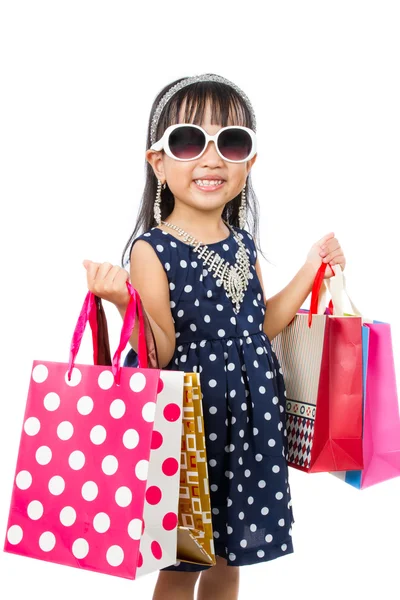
(83, 73), (346, 600)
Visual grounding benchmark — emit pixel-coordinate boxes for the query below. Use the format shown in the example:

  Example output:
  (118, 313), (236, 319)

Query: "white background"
(1, 1), (399, 598)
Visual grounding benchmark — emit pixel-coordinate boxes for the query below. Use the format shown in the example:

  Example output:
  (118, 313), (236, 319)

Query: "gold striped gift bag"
(177, 372), (216, 566)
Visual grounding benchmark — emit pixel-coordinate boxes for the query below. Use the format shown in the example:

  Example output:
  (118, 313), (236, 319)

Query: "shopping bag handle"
(67, 281), (148, 384)
(91, 295), (112, 366)
(326, 264), (362, 317)
(308, 262), (334, 327)
(308, 262), (362, 327)
(92, 295), (160, 370)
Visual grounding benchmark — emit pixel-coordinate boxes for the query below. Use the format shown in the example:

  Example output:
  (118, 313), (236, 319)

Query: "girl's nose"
(199, 140), (224, 165)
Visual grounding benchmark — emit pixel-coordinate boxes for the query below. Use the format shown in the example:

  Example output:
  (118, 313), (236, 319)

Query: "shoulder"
(231, 224), (254, 243)
(129, 228), (171, 262)
(231, 225), (257, 258)
(130, 227), (163, 248)
(129, 228), (177, 284)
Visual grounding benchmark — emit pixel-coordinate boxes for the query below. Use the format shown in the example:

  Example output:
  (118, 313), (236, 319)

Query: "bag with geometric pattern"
(273, 263), (364, 473)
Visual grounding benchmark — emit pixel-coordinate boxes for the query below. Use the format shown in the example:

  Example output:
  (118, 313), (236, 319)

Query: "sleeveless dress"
(124, 225), (295, 570)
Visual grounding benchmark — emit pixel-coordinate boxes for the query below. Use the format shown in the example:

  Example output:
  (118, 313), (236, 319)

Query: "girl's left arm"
(255, 232), (346, 341)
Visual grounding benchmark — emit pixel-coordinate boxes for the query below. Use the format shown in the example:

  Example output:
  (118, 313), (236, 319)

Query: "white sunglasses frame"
(150, 124), (257, 163)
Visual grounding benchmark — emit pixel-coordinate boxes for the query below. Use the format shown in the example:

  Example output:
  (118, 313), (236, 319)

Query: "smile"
(193, 179), (225, 191)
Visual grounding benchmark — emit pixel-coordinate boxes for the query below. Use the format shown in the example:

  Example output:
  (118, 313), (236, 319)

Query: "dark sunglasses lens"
(218, 128), (253, 161)
(169, 126), (205, 159)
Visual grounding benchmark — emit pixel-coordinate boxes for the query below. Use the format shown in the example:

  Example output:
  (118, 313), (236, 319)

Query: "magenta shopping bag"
(4, 283), (185, 579)
(333, 320), (400, 489)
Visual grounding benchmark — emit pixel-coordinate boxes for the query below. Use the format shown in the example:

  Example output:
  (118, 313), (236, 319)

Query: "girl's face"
(146, 100), (257, 217)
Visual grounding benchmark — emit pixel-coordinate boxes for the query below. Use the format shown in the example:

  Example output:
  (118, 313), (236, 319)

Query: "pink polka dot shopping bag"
(4, 282), (185, 579)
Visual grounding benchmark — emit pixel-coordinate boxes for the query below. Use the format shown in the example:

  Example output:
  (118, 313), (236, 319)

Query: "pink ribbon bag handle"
(67, 281), (149, 385)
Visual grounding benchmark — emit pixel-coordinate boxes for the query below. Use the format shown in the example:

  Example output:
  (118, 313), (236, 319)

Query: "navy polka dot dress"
(124, 225), (295, 570)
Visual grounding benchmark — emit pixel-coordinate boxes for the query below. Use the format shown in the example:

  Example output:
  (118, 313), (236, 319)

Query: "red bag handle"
(308, 262), (335, 327)
(67, 281), (148, 385)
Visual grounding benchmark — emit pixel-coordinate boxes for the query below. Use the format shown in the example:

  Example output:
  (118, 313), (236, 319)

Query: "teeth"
(194, 179), (224, 186)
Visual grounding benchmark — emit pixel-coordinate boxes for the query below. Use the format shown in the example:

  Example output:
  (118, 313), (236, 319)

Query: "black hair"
(121, 74), (266, 268)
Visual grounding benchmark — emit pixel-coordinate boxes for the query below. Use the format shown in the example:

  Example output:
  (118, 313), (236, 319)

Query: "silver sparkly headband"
(150, 73), (257, 145)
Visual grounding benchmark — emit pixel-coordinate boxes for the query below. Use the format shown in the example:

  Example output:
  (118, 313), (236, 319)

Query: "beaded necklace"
(161, 220), (250, 314)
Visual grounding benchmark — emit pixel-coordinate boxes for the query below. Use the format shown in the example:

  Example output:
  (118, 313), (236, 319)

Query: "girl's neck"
(160, 210), (230, 245)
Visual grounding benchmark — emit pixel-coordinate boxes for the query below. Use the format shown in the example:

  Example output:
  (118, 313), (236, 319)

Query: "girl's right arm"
(115, 240), (176, 368)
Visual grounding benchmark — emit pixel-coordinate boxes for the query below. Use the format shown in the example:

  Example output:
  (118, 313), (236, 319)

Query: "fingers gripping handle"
(67, 281), (148, 384)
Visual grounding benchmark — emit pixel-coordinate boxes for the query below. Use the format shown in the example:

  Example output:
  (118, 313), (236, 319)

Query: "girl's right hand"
(82, 260), (131, 309)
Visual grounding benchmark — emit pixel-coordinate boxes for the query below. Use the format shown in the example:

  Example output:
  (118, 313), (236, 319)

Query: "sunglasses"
(150, 124), (257, 163)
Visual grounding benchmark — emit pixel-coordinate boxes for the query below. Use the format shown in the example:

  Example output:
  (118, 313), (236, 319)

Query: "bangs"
(155, 81), (253, 139)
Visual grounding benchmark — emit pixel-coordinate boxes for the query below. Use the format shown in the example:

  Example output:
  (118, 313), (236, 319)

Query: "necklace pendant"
(161, 219), (250, 314)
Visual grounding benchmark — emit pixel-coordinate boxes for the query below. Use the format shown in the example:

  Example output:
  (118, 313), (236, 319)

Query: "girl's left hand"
(306, 232), (346, 279)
